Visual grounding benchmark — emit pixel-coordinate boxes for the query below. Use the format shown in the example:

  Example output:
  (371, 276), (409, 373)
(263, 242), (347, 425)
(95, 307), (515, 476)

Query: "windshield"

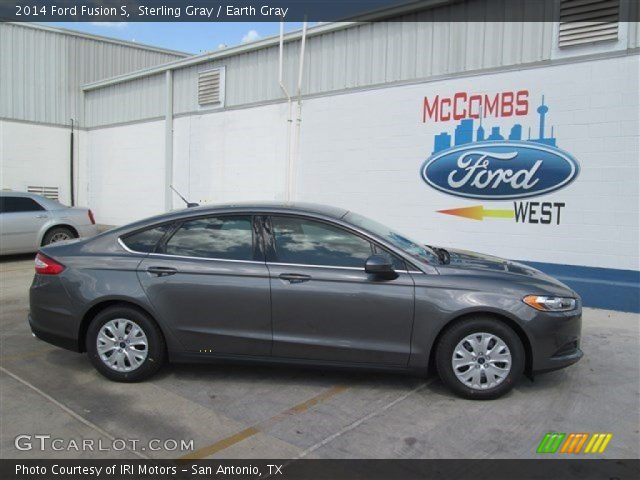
(344, 212), (440, 264)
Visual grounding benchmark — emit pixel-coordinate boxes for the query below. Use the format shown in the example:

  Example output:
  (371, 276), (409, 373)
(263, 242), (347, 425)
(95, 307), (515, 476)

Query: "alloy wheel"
(49, 232), (71, 243)
(451, 332), (512, 390)
(96, 318), (148, 372)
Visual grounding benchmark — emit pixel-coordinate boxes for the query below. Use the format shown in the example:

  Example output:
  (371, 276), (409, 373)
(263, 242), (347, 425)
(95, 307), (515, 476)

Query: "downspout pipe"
(69, 119), (75, 206)
(291, 20), (308, 202)
(278, 20), (293, 202)
(165, 70), (174, 211)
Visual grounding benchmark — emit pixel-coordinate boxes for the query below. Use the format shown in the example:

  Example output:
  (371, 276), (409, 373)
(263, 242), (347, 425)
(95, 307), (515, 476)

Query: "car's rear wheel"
(436, 317), (524, 400)
(42, 226), (76, 245)
(86, 306), (166, 382)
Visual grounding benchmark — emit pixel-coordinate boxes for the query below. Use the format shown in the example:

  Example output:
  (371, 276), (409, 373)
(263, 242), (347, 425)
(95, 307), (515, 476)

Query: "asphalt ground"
(1, 254), (638, 460)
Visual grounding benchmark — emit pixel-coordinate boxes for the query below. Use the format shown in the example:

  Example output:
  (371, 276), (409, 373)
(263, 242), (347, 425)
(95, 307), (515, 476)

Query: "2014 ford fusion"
(29, 202), (582, 399)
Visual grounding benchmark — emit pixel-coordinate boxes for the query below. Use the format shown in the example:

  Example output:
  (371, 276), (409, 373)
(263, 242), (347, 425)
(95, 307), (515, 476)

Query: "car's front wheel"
(86, 306), (166, 382)
(436, 317), (525, 400)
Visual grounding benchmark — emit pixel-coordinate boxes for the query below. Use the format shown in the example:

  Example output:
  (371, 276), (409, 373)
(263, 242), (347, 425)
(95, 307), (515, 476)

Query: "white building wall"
(85, 121), (165, 225)
(171, 103), (289, 208)
(82, 54), (639, 272)
(296, 55), (639, 271)
(83, 103), (289, 224)
(0, 120), (72, 203)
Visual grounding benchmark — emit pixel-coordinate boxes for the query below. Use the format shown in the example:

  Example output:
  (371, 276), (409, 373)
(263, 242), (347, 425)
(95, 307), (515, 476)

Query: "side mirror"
(365, 254), (397, 278)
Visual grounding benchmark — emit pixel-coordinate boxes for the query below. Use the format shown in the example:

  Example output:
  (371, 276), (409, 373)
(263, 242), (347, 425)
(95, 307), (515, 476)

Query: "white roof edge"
(9, 22), (191, 57)
(81, 0), (453, 92)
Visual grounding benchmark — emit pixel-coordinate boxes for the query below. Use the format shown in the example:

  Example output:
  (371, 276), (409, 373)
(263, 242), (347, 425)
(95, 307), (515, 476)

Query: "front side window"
(0, 197), (45, 213)
(373, 246), (407, 272)
(270, 216), (373, 268)
(121, 224), (171, 253)
(163, 216), (254, 261)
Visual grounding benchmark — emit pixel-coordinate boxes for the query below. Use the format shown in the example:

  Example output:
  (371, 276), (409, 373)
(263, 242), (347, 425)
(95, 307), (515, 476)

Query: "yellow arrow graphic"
(438, 205), (515, 221)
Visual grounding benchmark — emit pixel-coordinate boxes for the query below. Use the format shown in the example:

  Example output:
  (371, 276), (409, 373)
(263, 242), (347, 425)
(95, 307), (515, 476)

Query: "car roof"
(184, 201), (348, 218)
(107, 201), (349, 236)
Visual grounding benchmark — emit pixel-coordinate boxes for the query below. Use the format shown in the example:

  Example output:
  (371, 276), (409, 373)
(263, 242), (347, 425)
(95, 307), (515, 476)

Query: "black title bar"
(2, 459), (640, 480)
(3, 0), (639, 22)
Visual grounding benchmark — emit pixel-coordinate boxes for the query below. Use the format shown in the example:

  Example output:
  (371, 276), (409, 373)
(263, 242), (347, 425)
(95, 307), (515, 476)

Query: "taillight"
(88, 209), (96, 225)
(35, 253), (65, 275)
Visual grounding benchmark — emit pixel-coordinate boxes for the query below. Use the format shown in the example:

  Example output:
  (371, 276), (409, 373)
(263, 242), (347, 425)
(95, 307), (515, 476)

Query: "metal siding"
(0, 23), (183, 126)
(85, 73), (166, 127)
(629, 0), (640, 49)
(72, 0), (640, 128)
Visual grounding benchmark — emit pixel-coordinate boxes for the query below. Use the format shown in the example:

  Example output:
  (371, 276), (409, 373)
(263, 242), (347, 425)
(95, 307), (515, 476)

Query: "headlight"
(523, 295), (576, 312)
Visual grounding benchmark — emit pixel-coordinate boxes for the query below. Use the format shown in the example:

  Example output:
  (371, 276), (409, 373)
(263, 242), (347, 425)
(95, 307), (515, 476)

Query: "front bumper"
(528, 308), (583, 373)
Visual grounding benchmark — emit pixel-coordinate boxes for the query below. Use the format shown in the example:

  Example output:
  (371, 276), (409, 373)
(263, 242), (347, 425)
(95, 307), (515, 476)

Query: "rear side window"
(121, 224), (170, 253)
(0, 197), (45, 213)
(163, 216), (254, 260)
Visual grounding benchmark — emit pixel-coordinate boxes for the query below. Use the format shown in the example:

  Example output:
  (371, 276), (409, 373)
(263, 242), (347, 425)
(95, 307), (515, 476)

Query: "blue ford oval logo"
(420, 141), (580, 200)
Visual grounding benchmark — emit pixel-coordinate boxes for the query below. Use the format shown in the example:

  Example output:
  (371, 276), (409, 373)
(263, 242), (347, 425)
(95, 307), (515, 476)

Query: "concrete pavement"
(1, 254), (638, 459)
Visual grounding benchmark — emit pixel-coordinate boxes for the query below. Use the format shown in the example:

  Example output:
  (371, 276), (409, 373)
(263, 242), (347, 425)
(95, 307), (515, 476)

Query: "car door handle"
(279, 273), (311, 284)
(147, 266), (178, 277)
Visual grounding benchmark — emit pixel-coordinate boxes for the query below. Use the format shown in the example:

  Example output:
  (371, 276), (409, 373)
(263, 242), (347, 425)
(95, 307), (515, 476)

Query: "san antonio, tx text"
(16, 463), (284, 476)
(21, 4), (290, 19)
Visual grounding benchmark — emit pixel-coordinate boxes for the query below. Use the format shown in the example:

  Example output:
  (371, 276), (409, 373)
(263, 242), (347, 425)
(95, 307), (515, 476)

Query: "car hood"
(432, 247), (574, 293)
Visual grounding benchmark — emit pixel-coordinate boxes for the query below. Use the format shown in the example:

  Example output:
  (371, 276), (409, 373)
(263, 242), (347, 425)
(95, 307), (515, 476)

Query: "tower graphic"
(537, 95), (549, 140)
(431, 95), (557, 153)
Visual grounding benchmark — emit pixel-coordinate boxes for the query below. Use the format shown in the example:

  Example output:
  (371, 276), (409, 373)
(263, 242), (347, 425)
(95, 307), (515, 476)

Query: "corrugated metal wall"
(83, 0), (640, 128)
(170, 20), (555, 117)
(0, 23), (184, 126)
(84, 74), (166, 127)
(629, 0), (640, 49)
(83, 0), (564, 128)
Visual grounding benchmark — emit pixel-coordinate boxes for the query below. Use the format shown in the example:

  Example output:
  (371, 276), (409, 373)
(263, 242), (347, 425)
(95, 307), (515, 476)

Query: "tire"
(86, 305), (166, 382)
(42, 226), (76, 246)
(436, 316), (525, 400)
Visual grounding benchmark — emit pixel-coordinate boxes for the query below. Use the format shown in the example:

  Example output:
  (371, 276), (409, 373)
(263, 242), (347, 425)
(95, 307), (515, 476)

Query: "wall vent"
(558, 0), (620, 47)
(198, 68), (224, 106)
(27, 186), (59, 200)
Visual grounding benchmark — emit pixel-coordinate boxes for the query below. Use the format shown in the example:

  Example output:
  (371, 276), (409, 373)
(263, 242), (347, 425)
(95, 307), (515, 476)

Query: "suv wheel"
(42, 227), (76, 245)
(436, 317), (525, 400)
(86, 306), (166, 382)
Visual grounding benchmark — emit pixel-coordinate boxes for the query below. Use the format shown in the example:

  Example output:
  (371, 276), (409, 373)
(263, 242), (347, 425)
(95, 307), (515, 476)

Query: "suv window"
(121, 224), (171, 253)
(0, 196), (45, 213)
(163, 216), (254, 260)
(270, 216), (373, 268)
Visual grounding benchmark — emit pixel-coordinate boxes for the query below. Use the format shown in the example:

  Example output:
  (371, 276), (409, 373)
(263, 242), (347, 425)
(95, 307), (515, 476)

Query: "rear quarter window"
(121, 224), (171, 253)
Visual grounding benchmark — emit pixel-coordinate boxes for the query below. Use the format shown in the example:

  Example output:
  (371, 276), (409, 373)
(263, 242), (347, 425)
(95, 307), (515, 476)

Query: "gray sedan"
(28, 202), (582, 399)
(0, 191), (98, 255)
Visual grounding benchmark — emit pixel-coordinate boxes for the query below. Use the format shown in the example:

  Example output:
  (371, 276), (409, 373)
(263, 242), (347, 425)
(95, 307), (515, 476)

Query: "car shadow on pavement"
(36, 341), (574, 396)
(0, 253), (35, 263)
(161, 361), (429, 390)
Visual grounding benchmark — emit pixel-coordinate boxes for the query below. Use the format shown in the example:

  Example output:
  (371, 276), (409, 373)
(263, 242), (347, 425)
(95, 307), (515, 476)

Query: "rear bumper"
(29, 274), (81, 352)
(77, 224), (99, 239)
(29, 314), (80, 352)
(528, 308), (583, 373)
